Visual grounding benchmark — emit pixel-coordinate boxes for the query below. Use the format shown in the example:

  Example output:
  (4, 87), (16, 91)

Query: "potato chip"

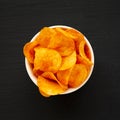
(48, 31), (75, 56)
(76, 55), (92, 72)
(41, 72), (67, 90)
(68, 64), (88, 88)
(79, 40), (92, 65)
(66, 28), (85, 54)
(41, 72), (57, 81)
(34, 47), (62, 73)
(55, 27), (76, 39)
(37, 76), (65, 96)
(35, 27), (56, 47)
(65, 28), (84, 41)
(23, 40), (38, 63)
(57, 68), (72, 86)
(33, 69), (43, 77)
(77, 54), (93, 66)
(39, 89), (50, 97)
(59, 51), (76, 70)
(84, 43), (92, 60)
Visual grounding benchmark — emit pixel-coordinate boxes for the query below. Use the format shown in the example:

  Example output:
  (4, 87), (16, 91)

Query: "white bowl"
(25, 25), (94, 95)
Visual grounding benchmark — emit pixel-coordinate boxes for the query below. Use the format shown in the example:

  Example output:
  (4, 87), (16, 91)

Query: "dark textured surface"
(0, 0), (120, 120)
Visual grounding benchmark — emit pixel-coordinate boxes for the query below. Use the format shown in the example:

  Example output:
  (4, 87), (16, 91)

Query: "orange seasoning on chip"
(23, 26), (93, 97)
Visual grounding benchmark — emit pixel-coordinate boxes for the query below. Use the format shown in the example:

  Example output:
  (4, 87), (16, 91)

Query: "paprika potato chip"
(35, 27), (56, 48)
(23, 40), (38, 63)
(84, 43), (92, 60)
(37, 76), (65, 96)
(57, 68), (72, 86)
(33, 69), (43, 77)
(79, 40), (93, 65)
(68, 64), (88, 88)
(41, 72), (67, 90)
(59, 51), (76, 70)
(41, 72), (58, 81)
(55, 27), (76, 39)
(66, 28), (85, 54)
(34, 47), (62, 73)
(39, 89), (50, 97)
(76, 55), (92, 72)
(48, 31), (75, 56)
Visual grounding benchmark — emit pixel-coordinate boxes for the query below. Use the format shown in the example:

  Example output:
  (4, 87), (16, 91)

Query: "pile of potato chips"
(23, 27), (93, 97)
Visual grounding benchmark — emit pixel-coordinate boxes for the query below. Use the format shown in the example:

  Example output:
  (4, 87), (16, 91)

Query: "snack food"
(23, 26), (94, 97)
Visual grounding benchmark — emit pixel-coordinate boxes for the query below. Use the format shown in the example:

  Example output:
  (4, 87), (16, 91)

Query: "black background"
(0, 0), (120, 120)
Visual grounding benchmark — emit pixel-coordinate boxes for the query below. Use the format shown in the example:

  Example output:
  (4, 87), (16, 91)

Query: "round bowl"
(25, 25), (94, 95)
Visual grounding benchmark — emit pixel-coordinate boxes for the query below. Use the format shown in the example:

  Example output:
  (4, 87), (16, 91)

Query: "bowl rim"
(25, 25), (95, 95)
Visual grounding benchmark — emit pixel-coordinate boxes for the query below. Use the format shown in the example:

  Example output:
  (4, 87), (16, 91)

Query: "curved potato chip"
(23, 40), (38, 63)
(66, 28), (85, 54)
(57, 68), (72, 86)
(55, 27), (76, 39)
(37, 76), (65, 96)
(41, 72), (57, 81)
(79, 40), (92, 65)
(48, 32), (75, 56)
(84, 43), (92, 60)
(33, 69), (43, 77)
(39, 89), (50, 97)
(59, 51), (76, 70)
(65, 28), (84, 41)
(76, 55), (92, 72)
(35, 27), (56, 47)
(34, 47), (62, 73)
(77, 54), (93, 66)
(41, 72), (67, 90)
(68, 64), (88, 88)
